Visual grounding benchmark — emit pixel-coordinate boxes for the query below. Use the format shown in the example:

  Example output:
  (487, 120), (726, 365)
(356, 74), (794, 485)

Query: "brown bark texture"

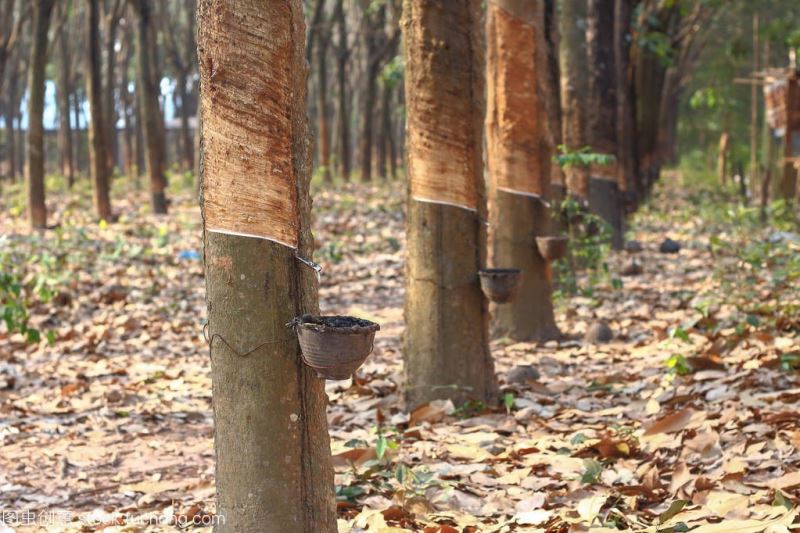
(87, 0), (112, 221)
(198, 0), (336, 531)
(558, 0), (589, 200)
(402, 0), (496, 410)
(26, 0), (55, 229)
(133, 0), (168, 214)
(485, 1), (559, 341)
(587, 0), (624, 249)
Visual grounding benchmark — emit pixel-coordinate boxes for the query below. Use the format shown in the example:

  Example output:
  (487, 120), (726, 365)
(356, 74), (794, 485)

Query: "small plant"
(665, 354), (693, 376)
(552, 196), (613, 300)
(553, 145), (616, 169)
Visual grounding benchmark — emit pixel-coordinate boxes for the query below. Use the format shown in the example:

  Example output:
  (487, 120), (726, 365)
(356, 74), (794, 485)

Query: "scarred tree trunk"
(544, 0), (565, 202)
(486, 0), (559, 342)
(132, 0), (167, 213)
(87, 0), (112, 221)
(198, 1), (336, 530)
(378, 82), (391, 180)
(26, 0), (55, 229)
(587, 0), (623, 249)
(559, 0), (589, 201)
(402, 0), (496, 409)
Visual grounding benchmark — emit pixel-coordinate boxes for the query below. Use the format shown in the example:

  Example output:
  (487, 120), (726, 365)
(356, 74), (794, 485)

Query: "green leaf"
(376, 434), (388, 460)
(503, 393), (515, 411)
(581, 459), (603, 484)
(659, 500), (689, 524)
(773, 490), (792, 510)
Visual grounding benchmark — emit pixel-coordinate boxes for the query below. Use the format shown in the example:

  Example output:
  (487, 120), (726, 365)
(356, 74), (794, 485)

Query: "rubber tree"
(486, 0), (559, 341)
(87, 0), (112, 221)
(131, 0), (168, 214)
(614, 0), (639, 204)
(198, 0), (336, 530)
(587, 0), (624, 249)
(402, 0), (496, 409)
(558, 0), (590, 201)
(26, 0), (55, 229)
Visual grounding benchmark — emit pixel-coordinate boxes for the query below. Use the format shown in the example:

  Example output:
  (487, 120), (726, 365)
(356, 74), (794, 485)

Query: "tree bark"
(175, 71), (194, 170)
(87, 0), (112, 221)
(558, 0), (589, 200)
(402, 0), (496, 410)
(132, 0), (167, 213)
(315, 13), (332, 182)
(56, 15), (75, 188)
(198, 1), (336, 530)
(103, 1), (122, 175)
(587, 0), (623, 249)
(485, 1), (559, 342)
(26, 0), (55, 229)
(5, 49), (20, 181)
(614, 0), (638, 204)
(334, 0), (350, 180)
(359, 2), (384, 182)
(544, 0), (565, 199)
(378, 81), (392, 180)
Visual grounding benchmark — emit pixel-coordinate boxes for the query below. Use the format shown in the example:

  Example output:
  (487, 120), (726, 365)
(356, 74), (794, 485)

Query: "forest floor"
(0, 173), (799, 532)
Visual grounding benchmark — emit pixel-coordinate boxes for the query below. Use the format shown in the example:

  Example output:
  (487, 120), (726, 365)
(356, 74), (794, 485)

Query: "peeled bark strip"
(198, 1), (336, 531)
(486, 2), (559, 341)
(402, 0), (495, 409)
(26, 0), (55, 229)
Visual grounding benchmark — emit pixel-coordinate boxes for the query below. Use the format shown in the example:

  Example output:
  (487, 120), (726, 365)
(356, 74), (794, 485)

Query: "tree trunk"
(72, 88), (83, 176)
(176, 71), (194, 170)
(614, 0), (638, 204)
(587, 0), (623, 249)
(57, 21), (75, 188)
(378, 81), (390, 180)
(133, 0), (167, 214)
(485, 1), (559, 342)
(558, 0), (589, 200)
(544, 0), (565, 199)
(316, 24), (332, 182)
(5, 53), (18, 181)
(198, 1), (336, 530)
(120, 30), (134, 177)
(26, 0), (55, 229)
(104, 9), (120, 175)
(334, 0), (350, 180)
(359, 2), (384, 182)
(718, 131), (729, 186)
(87, 0), (112, 221)
(402, 0), (495, 410)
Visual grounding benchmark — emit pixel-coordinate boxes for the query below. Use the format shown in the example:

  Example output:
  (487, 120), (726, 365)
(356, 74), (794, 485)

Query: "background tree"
(26, 0), (55, 229)
(402, 0), (496, 409)
(86, 0), (112, 221)
(131, 0), (167, 214)
(587, 0), (624, 248)
(558, 0), (590, 201)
